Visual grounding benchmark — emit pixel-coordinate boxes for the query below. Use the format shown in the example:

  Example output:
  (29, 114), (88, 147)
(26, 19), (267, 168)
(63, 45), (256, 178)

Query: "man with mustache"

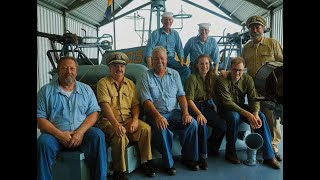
(37, 56), (107, 180)
(241, 15), (283, 162)
(96, 52), (155, 180)
(140, 46), (199, 176)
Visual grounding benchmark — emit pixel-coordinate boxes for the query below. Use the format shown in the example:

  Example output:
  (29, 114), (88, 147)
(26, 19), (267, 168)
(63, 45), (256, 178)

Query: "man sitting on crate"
(96, 52), (155, 180)
(37, 56), (107, 180)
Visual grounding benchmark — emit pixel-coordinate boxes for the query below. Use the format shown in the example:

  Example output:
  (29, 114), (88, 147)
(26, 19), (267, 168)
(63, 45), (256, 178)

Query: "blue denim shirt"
(140, 67), (185, 113)
(184, 36), (219, 65)
(37, 79), (101, 131)
(145, 28), (184, 59)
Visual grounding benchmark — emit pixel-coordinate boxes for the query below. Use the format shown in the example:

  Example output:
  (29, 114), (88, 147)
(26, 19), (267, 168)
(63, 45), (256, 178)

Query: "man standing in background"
(241, 15), (283, 161)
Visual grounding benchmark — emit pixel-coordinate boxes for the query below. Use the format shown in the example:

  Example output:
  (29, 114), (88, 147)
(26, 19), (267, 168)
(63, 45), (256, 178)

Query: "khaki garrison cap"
(106, 52), (129, 66)
(246, 15), (266, 28)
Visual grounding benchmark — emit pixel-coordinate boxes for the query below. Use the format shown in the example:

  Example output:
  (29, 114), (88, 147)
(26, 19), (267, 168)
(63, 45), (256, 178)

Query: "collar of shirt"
(52, 79), (82, 95)
(161, 27), (172, 34)
(196, 35), (208, 43)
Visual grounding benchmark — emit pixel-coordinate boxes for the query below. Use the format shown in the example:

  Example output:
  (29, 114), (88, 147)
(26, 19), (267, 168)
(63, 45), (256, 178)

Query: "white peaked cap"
(161, 12), (174, 18)
(198, 23), (211, 29)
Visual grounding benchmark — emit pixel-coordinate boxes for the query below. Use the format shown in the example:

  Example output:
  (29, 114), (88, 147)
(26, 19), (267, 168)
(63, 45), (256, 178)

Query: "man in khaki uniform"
(96, 52), (155, 180)
(241, 15), (283, 161)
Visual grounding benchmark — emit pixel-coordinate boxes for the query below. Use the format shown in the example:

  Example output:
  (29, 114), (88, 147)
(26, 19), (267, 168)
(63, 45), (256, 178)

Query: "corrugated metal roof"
(37, 0), (283, 28)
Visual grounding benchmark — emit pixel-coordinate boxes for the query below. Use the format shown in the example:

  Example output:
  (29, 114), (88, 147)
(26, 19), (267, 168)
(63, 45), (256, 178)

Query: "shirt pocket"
(259, 48), (275, 62)
(109, 91), (119, 106)
(122, 91), (133, 108)
(150, 83), (161, 99)
(78, 101), (88, 115)
(165, 81), (178, 98)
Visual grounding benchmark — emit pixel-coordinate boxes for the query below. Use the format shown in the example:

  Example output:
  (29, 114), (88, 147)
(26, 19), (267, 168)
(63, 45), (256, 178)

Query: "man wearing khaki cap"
(241, 15), (283, 162)
(184, 23), (220, 76)
(96, 52), (155, 180)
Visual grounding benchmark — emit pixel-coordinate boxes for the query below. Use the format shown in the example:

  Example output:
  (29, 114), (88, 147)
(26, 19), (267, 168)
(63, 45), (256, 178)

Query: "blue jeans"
(220, 107), (275, 160)
(190, 100), (226, 158)
(167, 56), (191, 85)
(37, 127), (107, 180)
(146, 109), (199, 168)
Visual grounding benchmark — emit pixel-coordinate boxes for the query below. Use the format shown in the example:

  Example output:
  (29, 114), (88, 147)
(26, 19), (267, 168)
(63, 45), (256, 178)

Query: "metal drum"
(254, 61), (283, 104)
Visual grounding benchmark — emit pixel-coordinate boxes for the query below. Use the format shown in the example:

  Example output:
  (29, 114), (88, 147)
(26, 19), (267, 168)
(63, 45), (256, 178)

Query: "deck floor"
(123, 125), (283, 180)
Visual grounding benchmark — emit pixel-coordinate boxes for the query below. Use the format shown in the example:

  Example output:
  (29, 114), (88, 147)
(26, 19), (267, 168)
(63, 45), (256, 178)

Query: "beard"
(250, 32), (263, 40)
(64, 75), (74, 85)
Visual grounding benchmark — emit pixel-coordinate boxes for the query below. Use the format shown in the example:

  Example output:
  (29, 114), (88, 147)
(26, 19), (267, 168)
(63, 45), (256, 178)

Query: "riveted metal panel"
(37, 4), (64, 92)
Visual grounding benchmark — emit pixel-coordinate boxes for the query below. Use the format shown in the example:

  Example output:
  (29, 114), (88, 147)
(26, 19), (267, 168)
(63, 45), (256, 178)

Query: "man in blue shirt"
(140, 46), (199, 176)
(184, 23), (220, 76)
(145, 11), (191, 84)
(37, 56), (107, 180)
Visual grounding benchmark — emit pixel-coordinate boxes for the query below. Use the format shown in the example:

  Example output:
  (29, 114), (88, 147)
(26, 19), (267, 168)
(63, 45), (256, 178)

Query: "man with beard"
(140, 46), (199, 176)
(37, 56), (107, 180)
(145, 11), (191, 85)
(241, 15), (283, 162)
(184, 23), (220, 76)
(96, 52), (155, 180)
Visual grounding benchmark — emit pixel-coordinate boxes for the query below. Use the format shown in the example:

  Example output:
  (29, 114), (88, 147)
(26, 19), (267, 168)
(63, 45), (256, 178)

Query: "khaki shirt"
(96, 76), (139, 123)
(184, 73), (218, 101)
(215, 73), (260, 113)
(241, 37), (283, 78)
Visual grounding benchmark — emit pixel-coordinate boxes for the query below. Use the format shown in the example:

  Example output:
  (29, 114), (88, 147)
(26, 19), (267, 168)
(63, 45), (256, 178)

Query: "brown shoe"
(225, 153), (240, 164)
(263, 158), (281, 169)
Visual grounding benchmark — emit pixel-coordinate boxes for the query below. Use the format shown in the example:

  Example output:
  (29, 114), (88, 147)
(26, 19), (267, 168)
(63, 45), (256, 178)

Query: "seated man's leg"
(127, 120), (152, 163)
(127, 120), (155, 177)
(146, 115), (175, 169)
(253, 112), (275, 160)
(253, 111), (280, 169)
(80, 127), (107, 180)
(167, 109), (199, 170)
(197, 124), (208, 159)
(167, 57), (191, 85)
(37, 133), (62, 180)
(98, 120), (129, 176)
(221, 111), (242, 164)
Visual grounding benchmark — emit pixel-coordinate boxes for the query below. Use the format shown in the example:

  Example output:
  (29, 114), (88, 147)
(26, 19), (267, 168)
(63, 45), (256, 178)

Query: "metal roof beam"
(243, 0), (271, 10)
(67, 0), (94, 12)
(100, 1), (151, 27)
(182, 0), (242, 25)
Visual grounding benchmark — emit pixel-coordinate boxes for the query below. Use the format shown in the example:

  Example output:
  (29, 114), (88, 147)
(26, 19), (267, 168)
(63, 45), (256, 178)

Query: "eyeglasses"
(231, 68), (244, 73)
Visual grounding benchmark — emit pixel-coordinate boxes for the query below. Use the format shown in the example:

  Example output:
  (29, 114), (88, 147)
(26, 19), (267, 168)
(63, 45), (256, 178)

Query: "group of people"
(37, 12), (283, 180)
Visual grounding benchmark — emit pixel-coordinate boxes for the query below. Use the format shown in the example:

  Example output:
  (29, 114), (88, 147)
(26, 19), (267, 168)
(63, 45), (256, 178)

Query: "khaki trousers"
(261, 103), (282, 153)
(99, 119), (152, 172)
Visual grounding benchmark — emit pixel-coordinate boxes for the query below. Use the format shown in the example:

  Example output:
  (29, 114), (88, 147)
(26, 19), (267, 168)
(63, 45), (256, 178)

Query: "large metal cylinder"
(254, 61), (283, 104)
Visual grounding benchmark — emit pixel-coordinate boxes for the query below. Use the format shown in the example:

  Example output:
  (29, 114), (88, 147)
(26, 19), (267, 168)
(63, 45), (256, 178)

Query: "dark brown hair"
(193, 54), (215, 98)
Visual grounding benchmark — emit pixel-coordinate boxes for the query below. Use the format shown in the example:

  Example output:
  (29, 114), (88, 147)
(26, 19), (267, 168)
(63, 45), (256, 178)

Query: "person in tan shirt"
(241, 15), (283, 162)
(96, 52), (155, 180)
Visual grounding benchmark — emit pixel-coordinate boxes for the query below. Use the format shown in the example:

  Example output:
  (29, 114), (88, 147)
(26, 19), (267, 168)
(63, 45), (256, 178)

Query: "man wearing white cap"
(184, 23), (220, 76)
(145, 11), (191, 85)
(241, 15), (283, 162)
